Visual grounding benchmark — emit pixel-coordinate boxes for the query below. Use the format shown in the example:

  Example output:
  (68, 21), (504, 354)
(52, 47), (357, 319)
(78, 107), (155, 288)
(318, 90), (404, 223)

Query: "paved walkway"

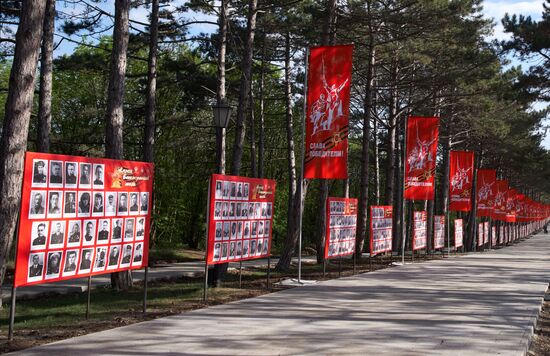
(15, 233), (550, 355)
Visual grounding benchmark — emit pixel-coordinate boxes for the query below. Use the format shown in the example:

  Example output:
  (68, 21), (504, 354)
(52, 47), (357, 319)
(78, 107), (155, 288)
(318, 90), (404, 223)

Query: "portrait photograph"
(243, 221), (250, 238)
(251, 221), (257, 237)
(241, 202), (248, 218)
(228, 242), (235, 260)
(62, 249), (79, 277)
(263, 238), (269, 255)
(215, 180), (223, 199)
(49, 220), (65, 249)
(92, 192), (105, 216)
(236, 241), (242, 258)
(105, 192), (117, 216)
(267, 202), (273, 218)
(29, 190), (46, 219)
(140, 192), (149, 214)
(31, 159), (48, 187)
(118, 192), (128, 216)
(92, 163), (105, 188)
(27, 252), (45, 282)
(111, 218), (123, 242)
(257, 239), (263, 256)
(229, 202), (235, 219)
(243, 183), (249, 199)
(30, 221), (48, 251)
(93, 246), (108, 272)
(230, 182), (236, 200)
(49, 160), (63, 187)
(79, 163), (91, 188)
(67, 220), (81, 247)
(82, 219), (97, 246)
(222, 181), (230, 198)
(107, 245), (121, 270)
(230, 222), (237, 240)
(136, 218), (145, 240)
(250, 239), (257, 255)
(64, 191), (77, 217)
(120, 244), (133, 266)
(64, 162), (78, 187)
(264, 221), (271, 237)
(78, 248), (94, 273)
(242, 240), (249, 257)
(254, 202), (261, 219)
(221, 242), (228, 260)
(236, 183), (243, 199)
(214, 202), (222, 220)
(132, 243), (143, 266)
(213, 242), (221, 260)
(258, 221), (264, 237)
(45, 251), (63, 279)
(237, 221), (243, 239)
(78, 191), (91, 217)
(221, 221), (229, 240)
(215, 222), (222, 241)
(129, 192), (139, 215)
(222, 202), (229, 218)
(96, 219), (110, 244)
(123, 218), (135, 242)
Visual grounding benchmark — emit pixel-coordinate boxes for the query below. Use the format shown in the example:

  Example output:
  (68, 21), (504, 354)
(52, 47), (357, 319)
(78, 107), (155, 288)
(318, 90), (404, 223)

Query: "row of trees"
(0, 0), (549, 297)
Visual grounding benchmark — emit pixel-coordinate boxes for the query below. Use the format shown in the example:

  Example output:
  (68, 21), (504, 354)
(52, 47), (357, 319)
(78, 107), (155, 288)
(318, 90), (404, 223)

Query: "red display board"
(434, 215), (445, 249)
(207, 174), (276, 264)
(454, 219), (463, 248)
(412, 211), (427, 251)
(449, 151), (474, 211)
(370, 206), (393, 256)
(477, 223), (484, 247)
(404, 116), (439, 200)
(484, 222), (490, 245)
(325, 197), (357, 259)
(304, 44), (353, 179)
(15, 152), (154, 287)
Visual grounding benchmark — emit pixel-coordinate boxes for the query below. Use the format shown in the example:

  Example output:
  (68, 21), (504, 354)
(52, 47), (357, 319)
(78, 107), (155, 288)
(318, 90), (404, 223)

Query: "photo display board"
(412, 211), (427, 251)
(491, 226), (496, 246)
(477, 223), (484, 247)
(483, 222), (490, 244)
(325, 197), (358, 259)
(434, 215), (445, 249)
(370, 206), (393, 256)
(207, 174), (276, 264)
(454, 219), (463, 248)
(15, 152), (154, 287)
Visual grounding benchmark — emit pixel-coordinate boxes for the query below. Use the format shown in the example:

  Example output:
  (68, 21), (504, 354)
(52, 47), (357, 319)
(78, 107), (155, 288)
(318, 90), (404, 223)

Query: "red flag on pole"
(493, 180), (508, 221)
(404, 116), (439, 200)
(449, 151), (474, 211)
(304, 44), (354, 179)
(505, 188), (517, 223)
(476, 169), (497, 217)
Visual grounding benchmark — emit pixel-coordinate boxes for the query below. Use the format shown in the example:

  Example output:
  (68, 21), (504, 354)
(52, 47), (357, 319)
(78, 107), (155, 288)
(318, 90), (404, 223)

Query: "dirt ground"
(528, 287), (550, 356)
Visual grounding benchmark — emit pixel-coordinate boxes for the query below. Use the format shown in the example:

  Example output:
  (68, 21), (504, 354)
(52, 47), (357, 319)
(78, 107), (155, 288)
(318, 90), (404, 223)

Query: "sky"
(52, 0), (549, 148)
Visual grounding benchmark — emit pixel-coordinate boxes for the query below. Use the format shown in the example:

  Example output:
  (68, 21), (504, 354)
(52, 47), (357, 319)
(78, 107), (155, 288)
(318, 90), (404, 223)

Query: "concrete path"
(16, 233), (550, 355)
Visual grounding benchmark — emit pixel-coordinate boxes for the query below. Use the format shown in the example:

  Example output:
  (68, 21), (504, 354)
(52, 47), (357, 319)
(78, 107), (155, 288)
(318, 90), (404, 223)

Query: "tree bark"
(257, 45), (266, 178)
(374, 111), (380, 205)
(106, 0), (132, 290)
(249, 87), (257, 177)
(143, 0), (159, 163)
(0, 1), (47, 304)
(230, 0), (257, 176)
(37, 0), (55, 153)
(385, 59), (398, 205)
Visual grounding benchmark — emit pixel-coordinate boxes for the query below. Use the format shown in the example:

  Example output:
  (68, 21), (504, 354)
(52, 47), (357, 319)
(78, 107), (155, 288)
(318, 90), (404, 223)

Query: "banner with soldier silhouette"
(476, 169), (497, 217)
(493, 180), (508, 221)
(304, 44), (353, 179)
(449, 151), (474, 211)
(404, 116), (439, 200)
(15, 152), (154, 287)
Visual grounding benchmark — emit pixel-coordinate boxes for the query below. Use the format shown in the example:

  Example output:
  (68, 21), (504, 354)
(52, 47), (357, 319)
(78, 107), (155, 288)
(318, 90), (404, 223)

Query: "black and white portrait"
(132, 243), (143, 265)
(32, 159), (48, 187)
(79, 163), (91, 187)
(229, 242), (235, 259)
(230, 222), (237, 240)
(221, 242), (228, 260)
(29, 190), (46, 219)
(97, 219), (110, 244)
(112, 219), (123, 241)
(214, 202), (222, 220)
(140, 192), (149, 214)
(62, 250), (79, 276)
(78, 248), (93, 273)
(30, 221), (48, 251)
(222, 181), (230, 198)
(93, 247), (107, 272)
(65, 162), (78, 187)
(49, 221), (65, 248)
(215, 222), (222, 240)
(67, 220), (81, 247)
(78, 191), (91, 217)
(105, 192), (117, 216)
(49, 160), (63, 187)
(129, 192), (139, 215)
(243, 183), (249, 199)
(243, 240), (249, 257)
(243, 221), (250, 238)
(107, 245), (121, 270)
(263, 238), (269, 254)
(118, 192), (128, 216)
(213, 242), (221, 260)
(230, 182), (236, 200)
(120, 244), (133, 266)
(136, 218), (145, 240)
(82, 219), (96, 246)
(124, 218), (135, 242)
(92, 164), (104, 188)
(45, 251), (63, 279)
(215, 180), (223, 199)
(27, 252), (45, 282)
(222, 222), (230, 240)
(236, 183), (243, 199)
(64, 191), (77, 217)
(92, 192), (104, 215)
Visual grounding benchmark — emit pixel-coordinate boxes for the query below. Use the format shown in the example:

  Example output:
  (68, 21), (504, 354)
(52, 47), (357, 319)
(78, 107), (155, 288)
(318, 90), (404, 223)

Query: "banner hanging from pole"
(304, 44), (354, 179)
(449, 151), (474, 211)
(476, 169), (496, 217)
(404, 116), (439, 200)
(493, 180), (508, 221)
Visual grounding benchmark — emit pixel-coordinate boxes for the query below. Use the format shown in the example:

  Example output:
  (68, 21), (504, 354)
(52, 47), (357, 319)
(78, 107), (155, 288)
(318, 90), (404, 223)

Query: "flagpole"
(401, 116), (408, 265)
(297, 47), (309, 284)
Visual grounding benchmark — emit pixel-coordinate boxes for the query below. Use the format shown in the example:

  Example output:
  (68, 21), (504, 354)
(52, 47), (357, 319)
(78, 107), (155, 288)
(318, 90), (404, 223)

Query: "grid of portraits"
(327, 200), (357, 258)
(25, 158), (150, 284)
(484, 222), (490, 244)
(454, 219), (463, 248)
(370, 206), (393, 256)
(412, 212), (427, 250)
(433, 216), (445, 249)
(477, 223), (484, 246)
(211, 179), (273, 263)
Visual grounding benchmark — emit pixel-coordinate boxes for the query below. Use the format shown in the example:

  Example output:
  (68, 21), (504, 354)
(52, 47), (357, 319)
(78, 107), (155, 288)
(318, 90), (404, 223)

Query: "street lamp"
(212, 102), (231, 128)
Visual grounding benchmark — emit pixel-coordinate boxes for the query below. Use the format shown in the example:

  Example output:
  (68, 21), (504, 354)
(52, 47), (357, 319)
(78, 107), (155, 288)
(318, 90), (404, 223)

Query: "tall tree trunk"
(275, 33), (300, 271)
(106, 0), (131, 290)
(37, 0), (55, 153)
(143, 0), (159, 163)
(230, 0), (257, 176)
(249, 88), (257, 177)
(466, 149), (481, 250)
(393, 116), (405, 251)
(0, 1), (47, 304)
(356, 43), (375, 256)
(385, 60), (398, 205)
(257, 45), (266, 178)
(374, 111), (380, 205)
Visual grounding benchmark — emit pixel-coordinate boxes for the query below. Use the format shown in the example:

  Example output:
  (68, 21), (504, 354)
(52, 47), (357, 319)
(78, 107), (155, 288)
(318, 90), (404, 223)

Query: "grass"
(148, 247), (204, 264)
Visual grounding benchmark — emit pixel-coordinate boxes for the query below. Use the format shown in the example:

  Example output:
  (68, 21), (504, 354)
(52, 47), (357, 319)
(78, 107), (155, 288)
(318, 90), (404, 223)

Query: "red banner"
(505, 189), (517, 223)
(412, 211), (427, 250)
(207, 174), (276, 264)
(304, 44), (353, 179)
(476, 169), (496, 217)
(404, 116), (439, 200)
(434, 215), (445, 249)
(15, 152), (154, 287)
(454, 219), (463, 248)
(326, 197), (357, 259)
(370, 206), (393, 256)
(493, 180), (508, 221)
(449, 151), (474, 211)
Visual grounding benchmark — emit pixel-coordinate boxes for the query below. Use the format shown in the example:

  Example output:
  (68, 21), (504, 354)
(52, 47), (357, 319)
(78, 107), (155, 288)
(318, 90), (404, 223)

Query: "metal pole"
(401, 117), (409, 265)
(369, 255), (372, 271)
(142, 266), (148, 314)
(86, 276), (92, 319)
(204, 178), (212, 303)
(323, 259), (326, 277)
(297, 48), (309, 284)
(8, 286), (16, 340)
(353, 249), (357, 275)
(338, 257), (341, 278)
(266, 255), (270, 290)
(239, 261), (242, 288)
